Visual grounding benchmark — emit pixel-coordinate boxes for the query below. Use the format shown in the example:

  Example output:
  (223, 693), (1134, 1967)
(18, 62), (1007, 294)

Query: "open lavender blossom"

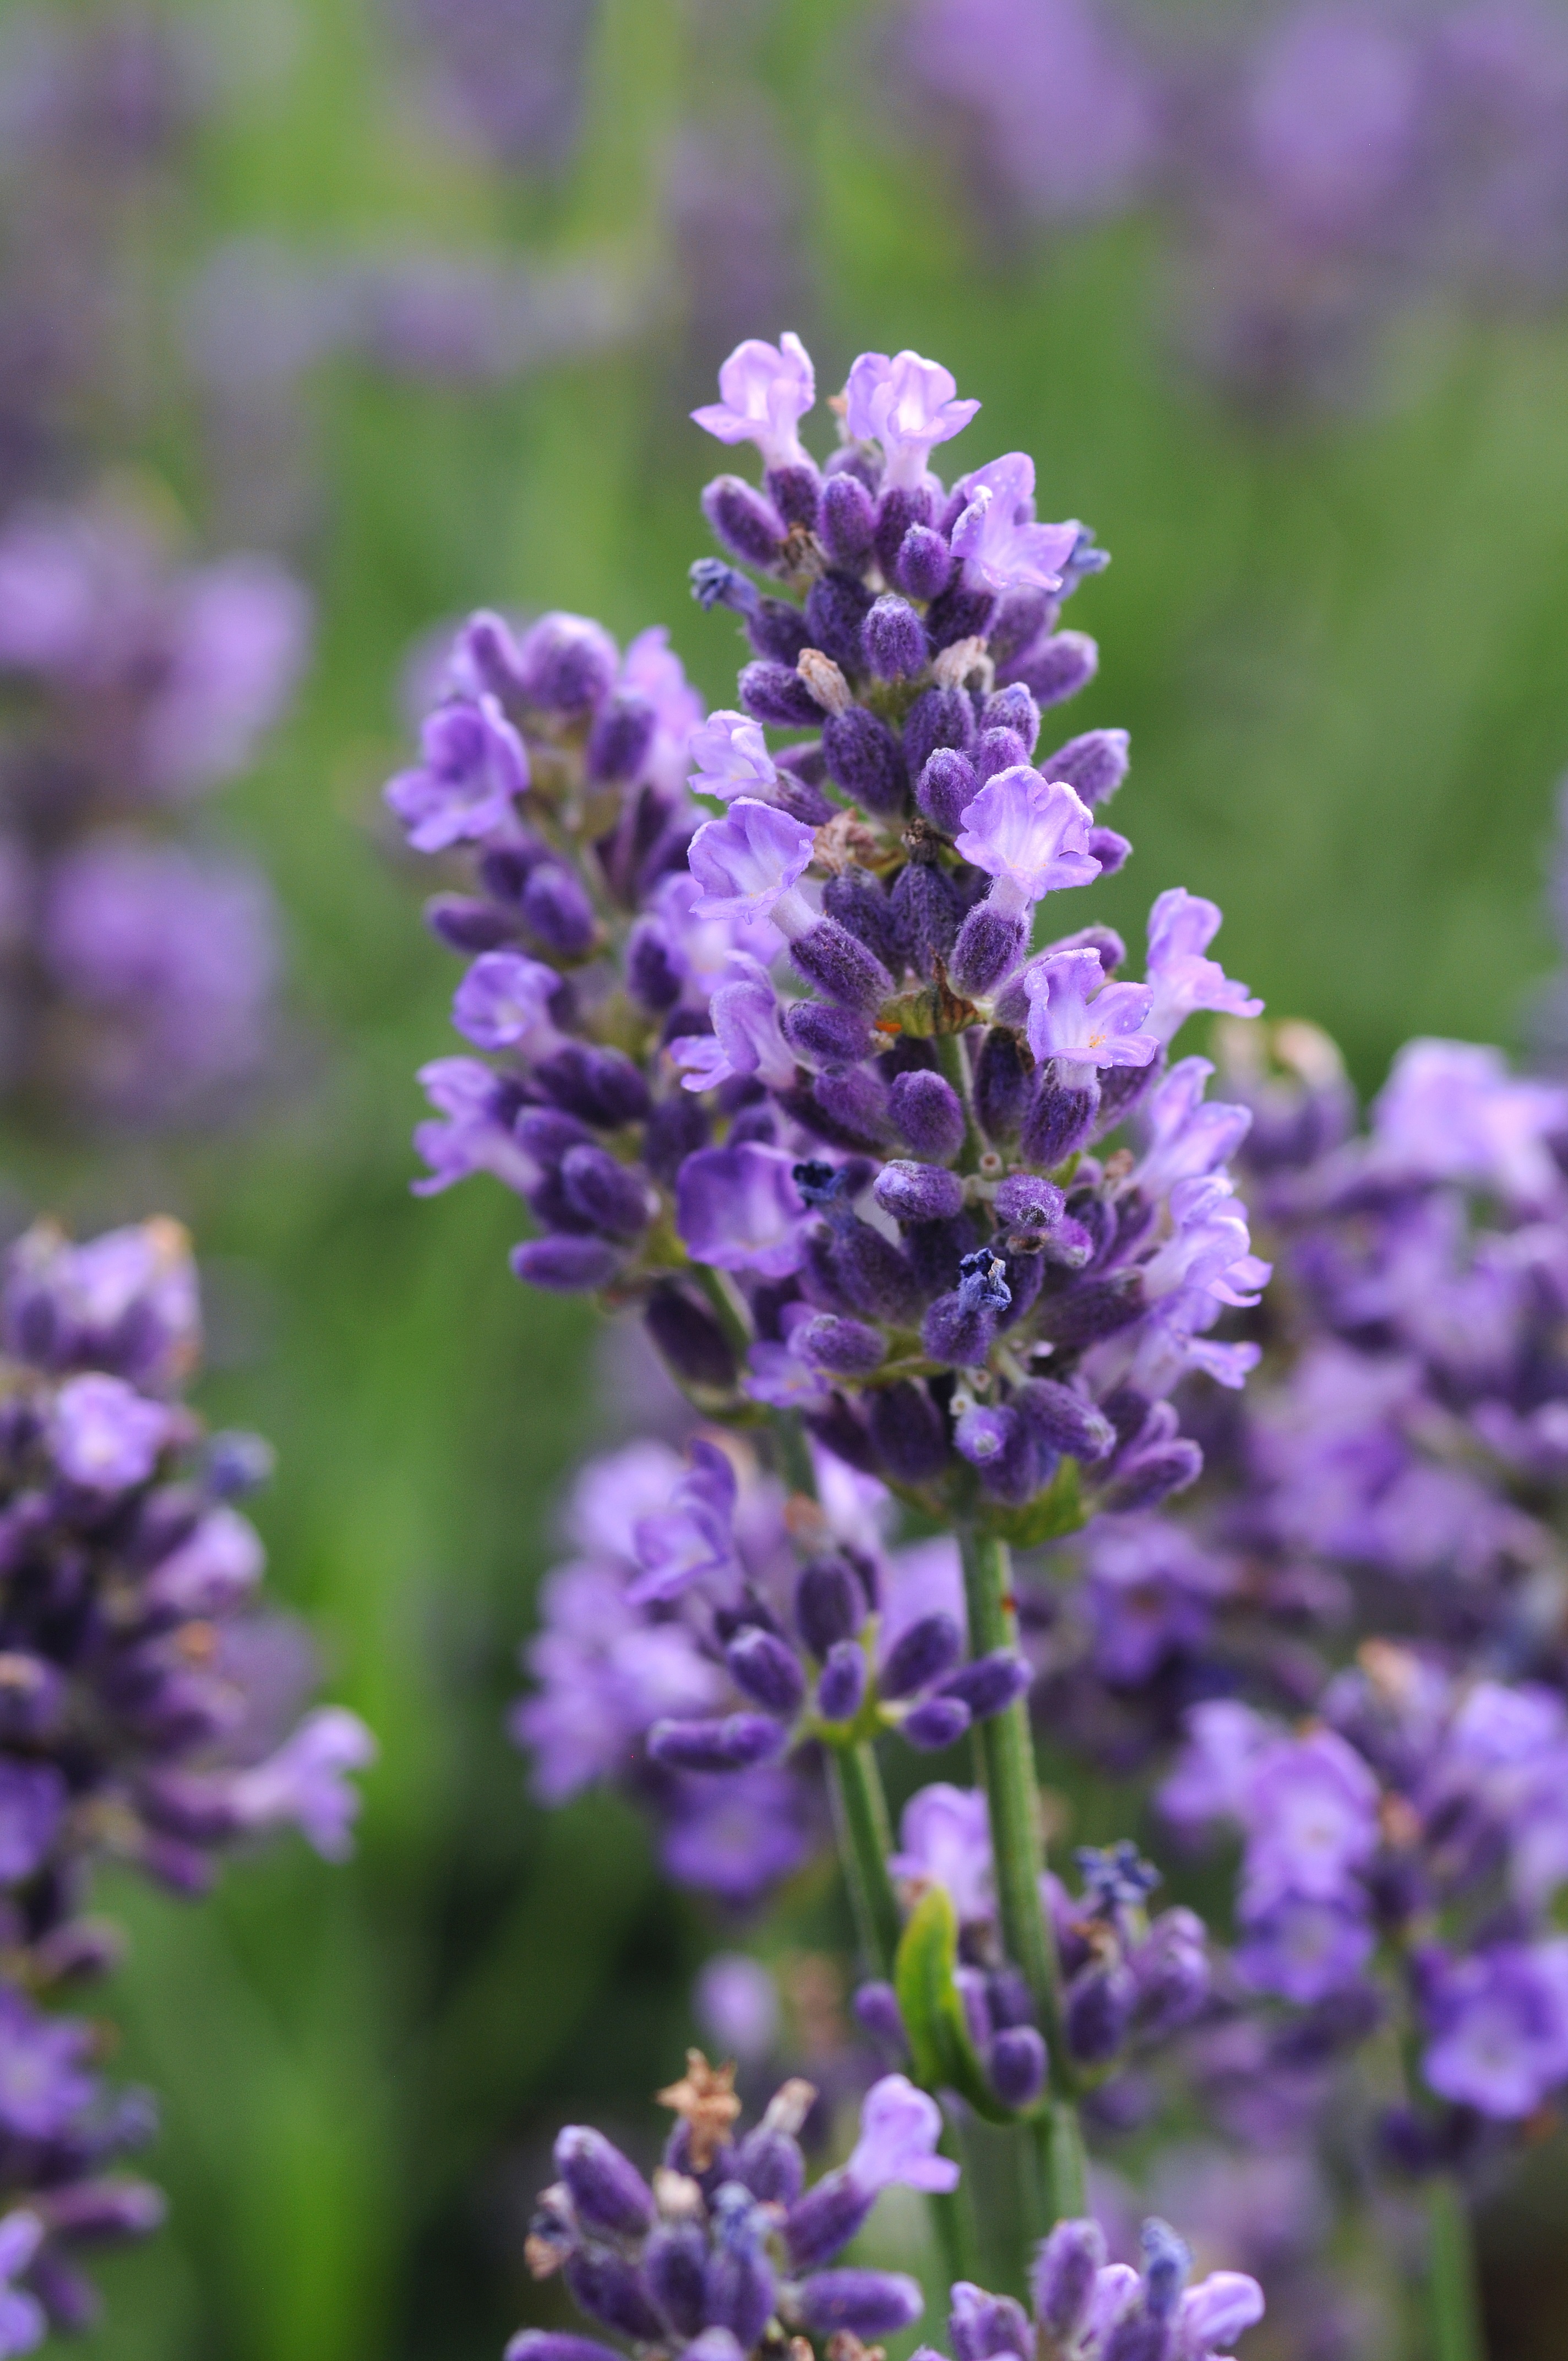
(390, 329), (1266, 1548)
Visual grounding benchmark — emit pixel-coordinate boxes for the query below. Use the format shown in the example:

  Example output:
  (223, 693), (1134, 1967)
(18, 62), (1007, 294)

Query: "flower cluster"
(923, 2213), (1262, 2361)
(0, 1211), (374, 2342)
(392, 331), (1265, 1548)
(0, 499), (307, 1123)
(512, 2064), (952, 2361)
(899, 0), (1568, 414)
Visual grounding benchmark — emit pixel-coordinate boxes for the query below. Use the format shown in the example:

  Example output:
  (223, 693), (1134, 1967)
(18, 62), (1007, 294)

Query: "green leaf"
(982, 1457), (1086, 1549)
(893, 1886), (1021, 2126)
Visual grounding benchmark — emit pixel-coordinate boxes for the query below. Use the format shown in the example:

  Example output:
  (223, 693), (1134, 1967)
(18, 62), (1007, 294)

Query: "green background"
(9, 0), (1568, 2352)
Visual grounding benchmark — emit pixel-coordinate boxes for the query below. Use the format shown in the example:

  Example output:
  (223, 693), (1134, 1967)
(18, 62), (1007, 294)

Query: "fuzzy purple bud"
(559, 1146), (649, 1239)
(1041, 728), (1129, 807)
(982, 684), (1041, 750)
(703, 477), (787, 570)
(1100, 1440), (1203, 1513)
(890, 862), (961, 976)
(781, 1000), (872, 1067)
(917, 748), (979, 833)
(806, 572), (876, 672)
(950, 904), (1026, 997)
(988, 2025), (1047, 2108)
(1008, 630), (1098, 708)
(853, 1981), (909, 2059)
(646, 1715), (787, 1772)
(864, 596), (927, 680)
(822, 707), (908, 817)
(972, 726), (1030, 786)
(874, 1161), (966, 1224)
(726, 1630), (808, 1717)
(1033, 2219), (1107, 2343)
(796, 2271), (923, 2336)
(740, 661), (823, 728)
(565, 2250), (666, 2343)
(794, 1314), (887, 1377)
(891, 1070), (966, 1161)
(510, 1237), (620, 1292)
(940, 1651), (1031, 1720)
(823, 868), (902, 971)
(791, 921), (894, 1016)
(1013, 1379), (1114, 1461)
(896, 524), (955, 601)
(586, 692), (657, 784)
(818, 1641), (868, 1724)
(903, 1696), (972, 1749)
(516, 613), (619, 712)
(974, 1027), (1033, 1141)
(1020, 1075), (1101, 1166)
(644, 1285), (737, 1392)
(903, 686), (974, 782)
(819, 473), (876, 567)
(867, 1381), (951, 1483)
(796, 1557), (864, 1658)
(767, 463), (821, 530)
(425, 894), (517, 953)
(644, 2226), (708, 2342)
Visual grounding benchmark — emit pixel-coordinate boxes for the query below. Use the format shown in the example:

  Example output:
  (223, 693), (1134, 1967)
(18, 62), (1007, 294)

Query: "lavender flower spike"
(692, 334), (816, 470)
(845, 350), (981, 487)
(955, 769), (1100, 920)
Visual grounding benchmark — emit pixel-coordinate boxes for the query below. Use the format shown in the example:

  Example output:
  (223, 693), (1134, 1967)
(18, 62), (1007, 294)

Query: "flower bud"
(853, 1980), (909, 2059)
(1099, 1440), (1203, 1513)
(536, 1043), (651, 1125)
(726, 1630), (807, 1717)
(794, 1315), (886, 1377)
(880, 1613), (963, 1699)
(903, 1695), (971, 1749)
(1036, 1274), (1144, 1347)
(797, 2269), (923, 2335)
(1008, 629), (1098, 708)
(926, 581), (997, 650)
(1019, 1074), (1099, 1166)
(823, 706), (908, 817)
(806, 570), (876, 672)
(1065, 1960), (1134, 2064)
(564, 2251), (665, 2342)
(646, 1715), (787, 1773)
(823, 867), (902, 969)
(972, 725), (1029, 785)
(940, 1651), (1030, 1720)
(819, 471), (876, 566)
(510, 1238), (620, 1292)
(890, 861), (961, 975)
(864, 595), (927, 681)
(643, 2224), (709, 2341)
(874, 1161), (965, 1225)
(950, 904), (1026, 997)
(1093, 1054), (1165, 1134)
(703, 476), (787, 570)
(1038, 725), (1129, 807)
(766, 460), (822, 529)
(974, 1027), (1033, 1142)
(515, 613), (619, 711)
(867, 1382), (950, 1483)
(739, 660), (823, 728)
(644, 1285), (736, 1392)
(505, 2337), (625, 2361)
(796, 1557), (863, 1657)
(586, 692), (656, 784)
(982, 683), (1040, 750)
(896, 523), (954, 600)
(904, 685), (974, 782)
(1032, 2219), (1107, 2343)
(1013, 1379), (1115, 1462)
(818, 1640), (868, 1724)
(891, 1069), (967, 1161)
(791, 920), (894, 1016)
(781, 999), (872, 1066)
(874, 483), (933, 576)
(731, 2123), (807, 2206)
(951, 2281), (1031, 2361)
(559, 1146), (650, 1240)
(785, 2170), (875, 2270)
(1087, 825), (1130, 877)
(425, 894), (518, 953)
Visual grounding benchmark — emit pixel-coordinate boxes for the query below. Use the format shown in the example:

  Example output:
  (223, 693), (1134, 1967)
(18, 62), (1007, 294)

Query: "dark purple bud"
(773, 766), (837, 826)
(951, 2284), (1031, 2361)
(1099, 1441), (1203, 1513)
(988, 587), (1054, 667)
(813, 1067), (894, 1151)
(1093, 1053), (1165, 1135)
(458, 608), (527, 701)
(791, 920), (894, 1016)
(974, 1027), (1033, 1142)
(564, 2251), (665, 2343)
(903, 1694), (972, 1749)
(585, 690), (656, 784)
(1039, 727), (1129, 807)
(739, 660), (823, 727)
(926, 580), (997, 650)
(692, 557), (760, 615)
(1087, 826), (1130, 877)
(1066, 1961), (1135, 2064)
(424, 894), (518, 953)
(988, 2026), (1047, 2109)
(767, 460), (822, 530)
(1036, 1274), (1144, 1347)
(1019, 1074), (1101, 1166)
(823, 867), (902, 970)
(832, 1220), (923, 1326)
(874, 1160), (965, 1223)
(867, 1381), (950, 1483)
(536, 1043), (652, 1127)
(786, 2173), (876, 2271)
(981, 683), (1041, 750)
(34, 2178), (164, 2240)
(732, 2125), (805, 2206)
(204, 1430), (275, 1502)
(800, 2271), (923, 2337)
(880, 1612), (962, 1698)
(1131, 1907), (1209, 2037)
(558, 1145), (649, 1239)
(852, 1979), (909, 2060)
(896, 523), (954, 601)
(818, 1640), (868, 1723)
(748, 599), (812, 667)
(644, 2224), (709, 2341)
(516, 613), (619, 711)
(864, 595), (927, 680)
(703, 475), (787, 569)
(819, 471), (876, 565)
(1007, 630), (1098, 708)
(923, 1292), (993, 1367)
(1042, 1215), (1095, 1268)
(646, 1715), (787, 1772)
(806, 569), (876, 671)
(781, 999), (873, 1067)
(510, 1237), (620, 1291)
(803, 1392), (881, 1477)
(825, 444), (881, 493)
(624, 919), (682, 1010)
(822, 706), (908, 817)
(642, 1093), (710, 1183)
(1013, 1379), (1115, 1461)
(994, 1171), (1066, 1237)
(796, 1555), (863, 1656)
(941, 1650), (1030, 1719)
(794, 1314), (886, 1377)
(890, 1069), (966, 1161)
(726, 1628), (807, 1716)
(704, 2219), (776, 2347)
(1142, 2219), (1191, 2322)
(644, 1285), (736, 1392)
(1033, 2219), (1107, 2343)
(972, 726), (1029, 784)
(916, 747), (978, 833)
(950, 903), (1026, 997)
(890, 860), (961, 976)
(506, 2338), (625, 2361)
(874, 482), (933, 576)
(904, 685), (974, 782)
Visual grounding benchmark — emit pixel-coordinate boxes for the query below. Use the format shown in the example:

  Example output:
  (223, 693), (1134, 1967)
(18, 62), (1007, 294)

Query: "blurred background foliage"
(3, 0), (1567, 2353)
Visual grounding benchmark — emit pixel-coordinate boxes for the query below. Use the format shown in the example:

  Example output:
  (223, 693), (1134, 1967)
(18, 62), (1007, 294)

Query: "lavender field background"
(3, 0), (1567, 2354)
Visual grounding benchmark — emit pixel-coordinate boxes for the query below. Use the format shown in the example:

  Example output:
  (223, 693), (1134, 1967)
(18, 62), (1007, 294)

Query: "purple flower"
(847, 2075), (960, 2193)
(0, 1764), (66, 1884)
(889, 1783), (993, 1923)
(1370, 1038), (1568, 1208)
(671, 958), (794, 1093)
(1232, 1897), (1376, 2004)
(226, 1707), (377, 1859)
(676, 1145), (810, 1277)
(1022, 946), (1158, 1068)
(516, 1566), (720, 1802)
(1237, 1727), (1380, 1913)
(628, 1439), (739, 1606)
(0, 1991), (94, 2140)
(384, 694), (527, 851)
(620, 626), (705, 796)
(688, 800), (816, 932)
(844, 349), (981, 487)
(955, 771), (1100, 919)
(1422, 1940), (1568, 2118)
(412, 1057), (537, 1195)
(950, 454), (1079, 595)
(50, 1373), (169, 1489)
(451, 951), (564, 1053)
(692, 334), (816, 470)
(0, 2211), (43, 2358)
(1144, 890), (1262, 1045)
(688, 711), (779, 802)
(1132, 1058), (1253, 1195)
(661, 1767), (814, 1903)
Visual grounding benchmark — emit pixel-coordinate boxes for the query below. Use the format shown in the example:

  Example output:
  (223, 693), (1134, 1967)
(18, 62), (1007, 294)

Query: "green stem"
(958, 1520), (1088, 2229)
(771, 1407), (818, 1502)
(694, 1263), (753, 1362)
(826, 1741), (902, 1980)
(1426, 2178), (1486, 2361)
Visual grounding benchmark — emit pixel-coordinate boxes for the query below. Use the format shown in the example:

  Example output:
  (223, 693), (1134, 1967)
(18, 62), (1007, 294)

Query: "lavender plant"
(387, 330), (1280, 2354)
(0, 1211), (373, 2348)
